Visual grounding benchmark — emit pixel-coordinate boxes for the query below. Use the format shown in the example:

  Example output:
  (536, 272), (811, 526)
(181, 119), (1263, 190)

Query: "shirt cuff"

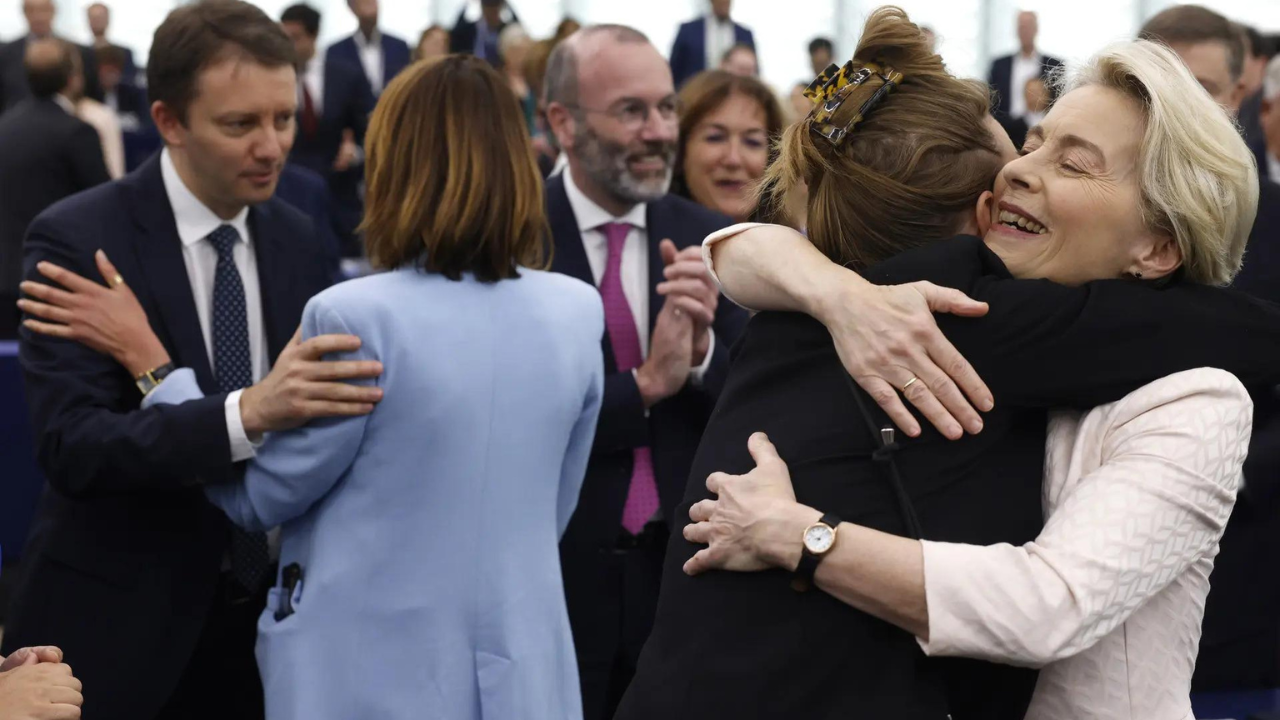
(689, 329), (716, 386)
(225, 389), (263, 463)
(702, 222), (768, 310)
(140, 367), (201, 409)
(631, 368), (650, 418)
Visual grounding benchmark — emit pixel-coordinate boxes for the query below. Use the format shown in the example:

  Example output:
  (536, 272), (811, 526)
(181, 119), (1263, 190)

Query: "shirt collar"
(160, 148), (252, 249)
(353, 29), (382, 50)
(1269, 153), (1280, 182)
(563, 167), (648, 234)
(52, 94), (76, 114)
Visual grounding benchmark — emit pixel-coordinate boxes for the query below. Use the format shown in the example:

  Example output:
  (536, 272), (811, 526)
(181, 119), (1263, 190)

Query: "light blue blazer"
(147, 267), (604, 720)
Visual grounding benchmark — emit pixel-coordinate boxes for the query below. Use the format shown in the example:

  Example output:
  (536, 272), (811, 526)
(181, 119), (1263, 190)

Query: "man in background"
(0, 0), (102, 112)
(543, 24), (747, 720)
(1240, 25), (1274, 163)
(85, 2), (135, 84)
(450, 0), (516, 67)
(1, 3), (380, 718)
(326, 0), (410, 99)
(1260, 56), (1280, 182)
(282, 3), (374, 258)
(669, 0), (754, 87)
(0, 37), (109, 339)
(1142, 3), (1280, 697)
(987, 11), (1061, 130)
(808, 36), (833, 76)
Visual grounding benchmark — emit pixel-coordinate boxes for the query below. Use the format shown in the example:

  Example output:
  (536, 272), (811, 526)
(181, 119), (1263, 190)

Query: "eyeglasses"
(565, 97), (681, 130)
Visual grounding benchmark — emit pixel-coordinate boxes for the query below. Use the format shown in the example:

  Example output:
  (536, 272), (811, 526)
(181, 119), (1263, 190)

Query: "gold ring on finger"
(902, 376), (920, 392)
(113, 274), (124, 287)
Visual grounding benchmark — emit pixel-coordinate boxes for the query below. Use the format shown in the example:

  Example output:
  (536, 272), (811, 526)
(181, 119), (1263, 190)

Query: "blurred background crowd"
(0, 0), (1278, 718)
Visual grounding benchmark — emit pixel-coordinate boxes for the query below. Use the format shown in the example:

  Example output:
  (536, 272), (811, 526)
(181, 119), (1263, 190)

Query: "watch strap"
(791, 513), (842, 592)
(135, 362), (177, 396)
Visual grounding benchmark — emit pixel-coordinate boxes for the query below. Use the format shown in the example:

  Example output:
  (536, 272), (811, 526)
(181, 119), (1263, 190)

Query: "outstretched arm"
(704, 223), (993, 439)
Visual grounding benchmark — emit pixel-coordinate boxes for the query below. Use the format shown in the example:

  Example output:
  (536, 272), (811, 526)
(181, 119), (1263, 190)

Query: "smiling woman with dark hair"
(671, 70), (784, 222)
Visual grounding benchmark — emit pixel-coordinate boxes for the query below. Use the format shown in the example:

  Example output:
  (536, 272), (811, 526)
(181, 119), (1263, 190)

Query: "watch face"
(804, 524), (835, 554)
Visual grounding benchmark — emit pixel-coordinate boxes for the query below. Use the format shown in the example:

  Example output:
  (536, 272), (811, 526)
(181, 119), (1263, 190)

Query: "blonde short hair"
(1063, 40), (1258, 286)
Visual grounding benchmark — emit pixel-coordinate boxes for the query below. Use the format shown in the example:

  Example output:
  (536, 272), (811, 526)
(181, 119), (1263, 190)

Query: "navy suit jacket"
(547, 175), (748, 680)
(669, 17), (755, 87)
(289, 57), (374, 255)
(987, 53), (1063, 119)
(275, 163), (342, 281)
(0, 155), (333, 719)
(326, 32), (411, 98)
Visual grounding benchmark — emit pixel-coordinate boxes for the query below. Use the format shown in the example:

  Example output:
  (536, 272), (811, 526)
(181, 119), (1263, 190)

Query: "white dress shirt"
(300, 54), (325, 111)
(352, 29), (385, 95)
(1268, 152), (1279, 182)
(563, 168), (714, 382)
(1009, 51), (1041, 120)
(160, 148), (267, 463)
(704, 15), (737, 70)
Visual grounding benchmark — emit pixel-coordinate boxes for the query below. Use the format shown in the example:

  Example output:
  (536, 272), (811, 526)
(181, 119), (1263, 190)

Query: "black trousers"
(578, 523), (668, 720)
(154, 573), (267, 720)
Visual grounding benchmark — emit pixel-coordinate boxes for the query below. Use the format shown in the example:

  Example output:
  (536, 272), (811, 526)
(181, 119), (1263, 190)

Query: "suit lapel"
(644, 198), (669, 337)
(248, 203), (294, 362)
(125, 157), (217, 392)
(546, 175), (593, 286)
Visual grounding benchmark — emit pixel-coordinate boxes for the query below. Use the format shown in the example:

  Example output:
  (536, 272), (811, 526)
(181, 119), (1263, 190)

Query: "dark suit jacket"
(1242, 89), (1265, 157)
(545, 174), (747, 672)
(0, 37), (103, 112)
(275, 163), (342, 282)
(449, 9), (518, 65)
(0, 155), (333, 720)
(1252, 133), (1272, 183)
(1197, 178), (1280, 692)
(987, 52), (1063, 119)
(325, 31), (411, 98)
(617, 236), (1280, 720)
(669, 16), (755, 88)
(288, 58), (374, 257)
(0, 97), (109, 298)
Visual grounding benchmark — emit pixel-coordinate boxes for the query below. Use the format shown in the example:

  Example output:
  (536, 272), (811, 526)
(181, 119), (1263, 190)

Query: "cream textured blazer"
(919, 368), (1252, 720)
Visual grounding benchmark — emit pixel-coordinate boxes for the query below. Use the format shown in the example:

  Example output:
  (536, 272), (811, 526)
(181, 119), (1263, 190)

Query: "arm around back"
(20, 208), (233, 498)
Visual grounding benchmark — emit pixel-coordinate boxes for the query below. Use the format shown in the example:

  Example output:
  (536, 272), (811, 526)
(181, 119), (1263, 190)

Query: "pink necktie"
(599, 222), (660, 535)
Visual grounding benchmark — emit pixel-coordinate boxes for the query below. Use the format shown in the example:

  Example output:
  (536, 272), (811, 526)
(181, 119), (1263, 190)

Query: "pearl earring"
(1130, 271), (1144, 279)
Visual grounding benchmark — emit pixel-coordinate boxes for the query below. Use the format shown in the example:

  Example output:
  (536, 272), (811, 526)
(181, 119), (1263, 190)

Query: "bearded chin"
(614, 164), (672, 204)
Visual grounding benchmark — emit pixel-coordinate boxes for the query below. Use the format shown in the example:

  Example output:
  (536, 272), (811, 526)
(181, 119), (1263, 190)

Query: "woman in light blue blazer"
(143, 56), (603, 719)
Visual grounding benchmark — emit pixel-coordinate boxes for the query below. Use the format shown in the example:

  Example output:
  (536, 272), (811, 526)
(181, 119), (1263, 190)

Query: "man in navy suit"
(669, 0), (754, 88)
(326, 0), (410, 99)
(1, 3), (380, 718)
(987, 11), (1062, 126)
(449, 0), (517, 67)
(543, 24), (748, 720)
(86, 3), (135, 85)
(282, 4), (375, 258)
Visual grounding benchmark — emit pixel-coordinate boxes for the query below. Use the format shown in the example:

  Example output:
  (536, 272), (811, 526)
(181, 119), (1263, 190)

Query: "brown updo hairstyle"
(761, 6), (1005, 270)
(671, 70), (786, 210)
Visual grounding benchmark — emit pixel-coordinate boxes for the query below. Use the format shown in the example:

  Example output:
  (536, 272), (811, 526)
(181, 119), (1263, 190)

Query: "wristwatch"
(135, 362), (176, 397)
(792, 513), (841, 592)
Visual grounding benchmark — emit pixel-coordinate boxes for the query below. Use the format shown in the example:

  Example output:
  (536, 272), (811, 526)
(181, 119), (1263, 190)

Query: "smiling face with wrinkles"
(981, 84), (1179, 285)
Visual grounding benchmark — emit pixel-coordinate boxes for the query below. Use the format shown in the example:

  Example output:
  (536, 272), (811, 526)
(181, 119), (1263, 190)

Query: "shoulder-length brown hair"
(361, 54), (550, 281)
(672, 69), (786, 213)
